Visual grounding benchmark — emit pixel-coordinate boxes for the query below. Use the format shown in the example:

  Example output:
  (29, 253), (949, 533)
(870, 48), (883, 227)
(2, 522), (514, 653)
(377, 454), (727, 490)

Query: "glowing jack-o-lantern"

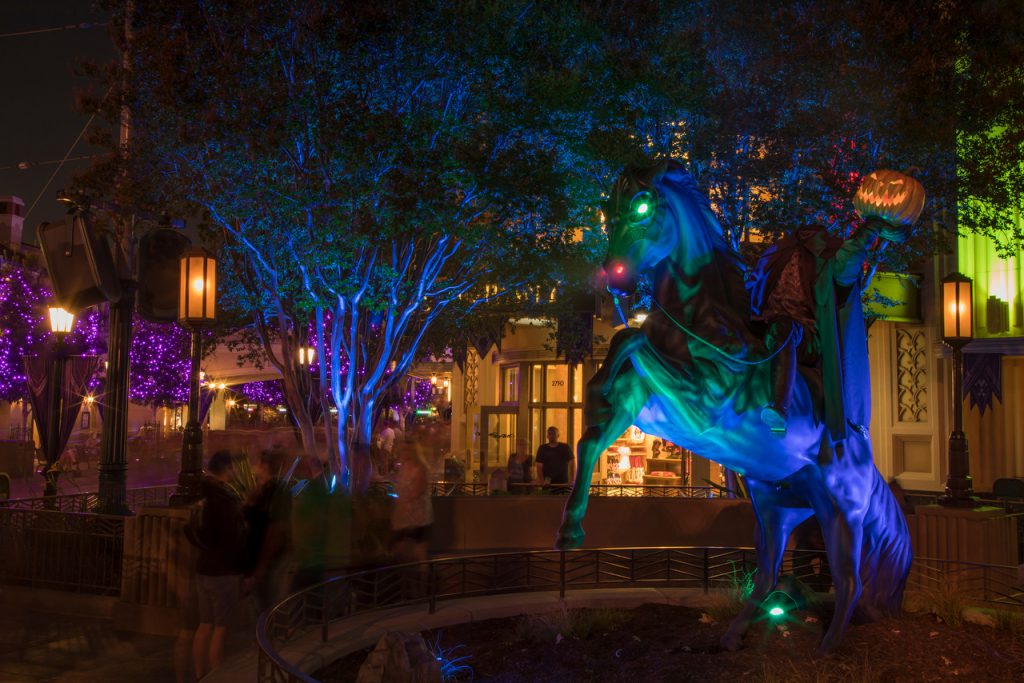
(853, 169), (926, 228)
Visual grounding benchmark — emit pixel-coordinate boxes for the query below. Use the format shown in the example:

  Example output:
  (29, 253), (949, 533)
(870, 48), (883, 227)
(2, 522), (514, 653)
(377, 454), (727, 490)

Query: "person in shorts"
(190, 450), (246, 679)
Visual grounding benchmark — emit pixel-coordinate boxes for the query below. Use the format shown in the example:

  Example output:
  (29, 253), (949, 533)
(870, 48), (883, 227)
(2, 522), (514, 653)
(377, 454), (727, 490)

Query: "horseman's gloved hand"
(864, 217), (909, 244)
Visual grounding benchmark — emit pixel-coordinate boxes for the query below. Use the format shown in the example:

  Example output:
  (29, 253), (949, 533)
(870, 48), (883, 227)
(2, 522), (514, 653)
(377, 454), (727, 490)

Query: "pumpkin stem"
(901, 166), (921, 177)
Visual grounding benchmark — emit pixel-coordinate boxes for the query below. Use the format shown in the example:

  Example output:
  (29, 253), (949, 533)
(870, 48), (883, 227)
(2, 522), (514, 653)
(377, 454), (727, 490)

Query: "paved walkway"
(0, 594), (178, 683)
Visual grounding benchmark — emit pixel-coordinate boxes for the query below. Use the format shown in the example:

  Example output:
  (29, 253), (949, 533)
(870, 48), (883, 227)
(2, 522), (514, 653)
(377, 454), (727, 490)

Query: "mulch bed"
(316, 602), (1024, 682)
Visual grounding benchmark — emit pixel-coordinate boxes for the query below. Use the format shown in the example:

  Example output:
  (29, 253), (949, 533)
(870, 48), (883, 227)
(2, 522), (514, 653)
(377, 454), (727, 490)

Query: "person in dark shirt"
(535, 427), (574, 492)
(243, 449), (293, 611)
(191, 450), (245, 680)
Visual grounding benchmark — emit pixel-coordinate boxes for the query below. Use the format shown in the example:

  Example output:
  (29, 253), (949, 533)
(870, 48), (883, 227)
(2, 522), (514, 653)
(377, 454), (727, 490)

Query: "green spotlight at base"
(636, 202), (649, 215)
(768, 606), (784, 617)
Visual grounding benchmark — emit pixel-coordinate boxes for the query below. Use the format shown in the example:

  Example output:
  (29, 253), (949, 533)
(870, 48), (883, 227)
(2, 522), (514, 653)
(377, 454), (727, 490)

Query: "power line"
(24, 110), (100, 221)
(0, 23), (107, 40)
(0, 155), (100, 172)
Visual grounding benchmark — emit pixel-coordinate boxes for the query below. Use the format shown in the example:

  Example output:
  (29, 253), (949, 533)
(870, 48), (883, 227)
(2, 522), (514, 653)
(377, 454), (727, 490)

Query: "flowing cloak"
(750, 226), (877, 444)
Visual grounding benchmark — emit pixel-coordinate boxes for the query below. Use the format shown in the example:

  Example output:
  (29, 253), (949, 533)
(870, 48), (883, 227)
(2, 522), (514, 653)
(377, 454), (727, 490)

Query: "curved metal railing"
(256, 546), (1024, 682)
(428, 482), (718, 497)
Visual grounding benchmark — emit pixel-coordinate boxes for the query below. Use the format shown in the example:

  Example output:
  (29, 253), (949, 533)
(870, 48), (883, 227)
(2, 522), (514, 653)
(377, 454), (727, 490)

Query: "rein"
(650, 296), (794, 367)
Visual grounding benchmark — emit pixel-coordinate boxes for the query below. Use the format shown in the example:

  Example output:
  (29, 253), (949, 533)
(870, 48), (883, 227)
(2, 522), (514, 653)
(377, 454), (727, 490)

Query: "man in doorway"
(535, 426), (574, 493)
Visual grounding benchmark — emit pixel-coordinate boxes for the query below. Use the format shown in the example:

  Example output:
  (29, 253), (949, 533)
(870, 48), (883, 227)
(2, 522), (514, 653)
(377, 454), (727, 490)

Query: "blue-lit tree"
(117, 2), (600, 488)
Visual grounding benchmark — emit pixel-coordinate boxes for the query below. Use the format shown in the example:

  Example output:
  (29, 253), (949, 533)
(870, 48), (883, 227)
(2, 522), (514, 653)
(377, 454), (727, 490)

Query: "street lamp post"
(43, 307), (75, 500)
(939, 272), (978, 508)
(170, 249), (217, 506)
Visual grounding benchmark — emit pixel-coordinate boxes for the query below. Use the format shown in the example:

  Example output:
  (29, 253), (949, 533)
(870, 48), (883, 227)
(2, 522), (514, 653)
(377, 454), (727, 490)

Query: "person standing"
(376, 420), (397, 474)
(243, 449), (293, 612)
(391, 447), (433, 565)
(188, 450), (246, 680)
(507, 438), (534, 494)
(535, 427), (574, 493)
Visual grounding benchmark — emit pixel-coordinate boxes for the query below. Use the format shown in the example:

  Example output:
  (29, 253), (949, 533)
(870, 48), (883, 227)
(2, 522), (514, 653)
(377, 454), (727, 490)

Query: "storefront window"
(526, 362), (584, 455)
(501, 365), (520, 403)
(545, 365), (569, 403)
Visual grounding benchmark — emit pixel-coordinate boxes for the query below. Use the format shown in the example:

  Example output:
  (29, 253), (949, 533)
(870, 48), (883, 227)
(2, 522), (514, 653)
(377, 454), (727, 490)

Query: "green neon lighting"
(415, 409), (433, 416)
(768, 606), (784, 617)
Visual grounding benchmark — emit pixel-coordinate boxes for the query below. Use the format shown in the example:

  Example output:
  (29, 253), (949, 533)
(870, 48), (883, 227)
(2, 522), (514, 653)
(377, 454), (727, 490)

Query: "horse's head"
(603, 158), (692, 296)
(602, 158), (736, 297)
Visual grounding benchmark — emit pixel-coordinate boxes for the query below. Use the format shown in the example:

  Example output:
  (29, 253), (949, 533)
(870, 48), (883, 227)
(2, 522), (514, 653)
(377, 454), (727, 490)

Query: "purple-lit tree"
(0, 260), (50, 403)
(128, 315), (193, 408)
(0, 260), (106, 403)
(238, 380), (285, 407)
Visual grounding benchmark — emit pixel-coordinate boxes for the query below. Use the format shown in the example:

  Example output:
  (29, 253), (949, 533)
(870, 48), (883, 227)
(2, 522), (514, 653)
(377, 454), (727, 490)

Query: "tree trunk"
(349, 400), (375, 493)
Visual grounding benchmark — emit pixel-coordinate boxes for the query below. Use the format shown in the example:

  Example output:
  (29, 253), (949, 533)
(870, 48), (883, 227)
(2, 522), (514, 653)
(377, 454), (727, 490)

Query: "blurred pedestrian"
(507, 438), (534, 494)
(376, 420), (396, 475)
(290, 455), (330, 591)
(391, 447), (433, 565)
(188, 450), (246, 680)
(243, 448), (293, 611)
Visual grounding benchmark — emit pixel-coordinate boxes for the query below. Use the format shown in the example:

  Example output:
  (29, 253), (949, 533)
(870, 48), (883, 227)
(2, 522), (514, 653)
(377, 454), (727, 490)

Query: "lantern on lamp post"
(298, 346), (316, 367)
(170, 249), (217, 505)
(940, 272), (978, 508)
(42, 306), (75, 499)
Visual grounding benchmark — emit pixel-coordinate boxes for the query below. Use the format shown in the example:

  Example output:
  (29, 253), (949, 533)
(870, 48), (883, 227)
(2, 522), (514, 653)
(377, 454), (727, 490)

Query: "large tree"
(111, 1), (607, 488)
(80, 0), (1024, 486)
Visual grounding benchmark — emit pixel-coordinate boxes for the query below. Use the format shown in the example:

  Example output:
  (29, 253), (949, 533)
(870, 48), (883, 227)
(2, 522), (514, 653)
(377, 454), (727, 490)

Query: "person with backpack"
(187, 450), (246, 680)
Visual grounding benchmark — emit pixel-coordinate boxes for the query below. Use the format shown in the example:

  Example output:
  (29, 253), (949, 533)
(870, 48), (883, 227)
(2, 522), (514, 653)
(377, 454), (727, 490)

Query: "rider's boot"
(761, 338), (796, 436)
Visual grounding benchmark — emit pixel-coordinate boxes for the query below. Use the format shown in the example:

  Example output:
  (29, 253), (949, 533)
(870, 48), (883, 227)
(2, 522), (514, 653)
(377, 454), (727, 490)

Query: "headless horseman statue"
(751, 218), (904, 439)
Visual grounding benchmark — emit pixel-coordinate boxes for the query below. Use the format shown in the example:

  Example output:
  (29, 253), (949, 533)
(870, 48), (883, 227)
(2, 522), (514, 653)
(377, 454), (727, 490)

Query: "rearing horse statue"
(555, 159), (912, 653)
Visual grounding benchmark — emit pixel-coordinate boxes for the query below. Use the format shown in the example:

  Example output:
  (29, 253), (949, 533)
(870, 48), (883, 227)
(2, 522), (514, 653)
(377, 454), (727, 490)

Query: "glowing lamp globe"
(178, 248), (216, 326)
(48, 306), (75, 336)
(852, 169), (925, 229)
(941, 273), (973, 345)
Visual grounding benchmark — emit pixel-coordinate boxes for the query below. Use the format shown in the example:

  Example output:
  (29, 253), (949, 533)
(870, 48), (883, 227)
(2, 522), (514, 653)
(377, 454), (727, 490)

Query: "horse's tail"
(857, 467), (913, 619)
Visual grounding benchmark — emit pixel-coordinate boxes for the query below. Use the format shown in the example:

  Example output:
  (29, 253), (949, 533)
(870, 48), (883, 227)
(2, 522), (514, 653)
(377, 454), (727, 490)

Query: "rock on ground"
(355, 631), (441, 683)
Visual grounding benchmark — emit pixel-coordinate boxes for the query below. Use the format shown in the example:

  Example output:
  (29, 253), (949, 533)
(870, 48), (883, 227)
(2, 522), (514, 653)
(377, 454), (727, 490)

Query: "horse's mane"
(653, 163), (751, 321)
(654, 164), (745, 273)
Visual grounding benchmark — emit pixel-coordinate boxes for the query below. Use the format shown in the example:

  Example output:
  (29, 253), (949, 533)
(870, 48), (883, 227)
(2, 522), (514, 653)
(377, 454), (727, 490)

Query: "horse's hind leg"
(721, 480), (812, 651)
(555, 369), (643, 550)
(815, 502), (863, 654)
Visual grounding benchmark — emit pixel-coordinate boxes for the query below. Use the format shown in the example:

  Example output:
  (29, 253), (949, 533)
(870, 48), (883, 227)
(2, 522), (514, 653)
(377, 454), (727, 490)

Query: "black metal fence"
(256, 547), (1024, 683)
(0, 506), (126, 595)
(1, 485), (175, 512)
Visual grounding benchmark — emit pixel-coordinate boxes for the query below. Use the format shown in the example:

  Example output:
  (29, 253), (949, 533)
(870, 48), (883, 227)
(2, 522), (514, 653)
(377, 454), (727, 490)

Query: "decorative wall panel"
(895, 328), (929, 423)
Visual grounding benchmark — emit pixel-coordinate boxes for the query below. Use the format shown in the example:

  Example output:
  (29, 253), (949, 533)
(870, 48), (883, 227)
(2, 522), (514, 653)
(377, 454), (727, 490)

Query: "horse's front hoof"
(815, 638), (838, 657)
(555, 524), (584, 550)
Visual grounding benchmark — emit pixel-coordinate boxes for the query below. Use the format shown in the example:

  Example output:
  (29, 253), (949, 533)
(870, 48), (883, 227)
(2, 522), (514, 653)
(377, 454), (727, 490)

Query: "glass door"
(479, 406), (517, 480)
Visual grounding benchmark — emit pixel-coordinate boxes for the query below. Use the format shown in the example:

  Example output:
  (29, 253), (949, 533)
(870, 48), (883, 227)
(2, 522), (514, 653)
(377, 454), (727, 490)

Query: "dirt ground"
(317, 601), (1024, 682)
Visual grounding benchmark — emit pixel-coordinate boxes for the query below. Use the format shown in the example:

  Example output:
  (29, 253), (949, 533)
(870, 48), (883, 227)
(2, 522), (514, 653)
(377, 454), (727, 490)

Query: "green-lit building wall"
(958, 230), (1024, 339)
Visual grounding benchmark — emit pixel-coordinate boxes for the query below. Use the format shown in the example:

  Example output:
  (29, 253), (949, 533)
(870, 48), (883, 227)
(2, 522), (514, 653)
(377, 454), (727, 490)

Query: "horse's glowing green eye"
(629, 192), (654, 223)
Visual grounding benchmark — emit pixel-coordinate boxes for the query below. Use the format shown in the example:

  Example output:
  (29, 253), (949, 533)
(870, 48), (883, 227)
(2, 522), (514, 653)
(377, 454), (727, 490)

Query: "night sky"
(0, 1), (113, 243)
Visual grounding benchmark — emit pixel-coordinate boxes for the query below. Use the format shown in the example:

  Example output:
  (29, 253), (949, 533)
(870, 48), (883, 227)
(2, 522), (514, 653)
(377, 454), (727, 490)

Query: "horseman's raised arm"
(832, 218), (907, 287)
(832, 228), (876, 288)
